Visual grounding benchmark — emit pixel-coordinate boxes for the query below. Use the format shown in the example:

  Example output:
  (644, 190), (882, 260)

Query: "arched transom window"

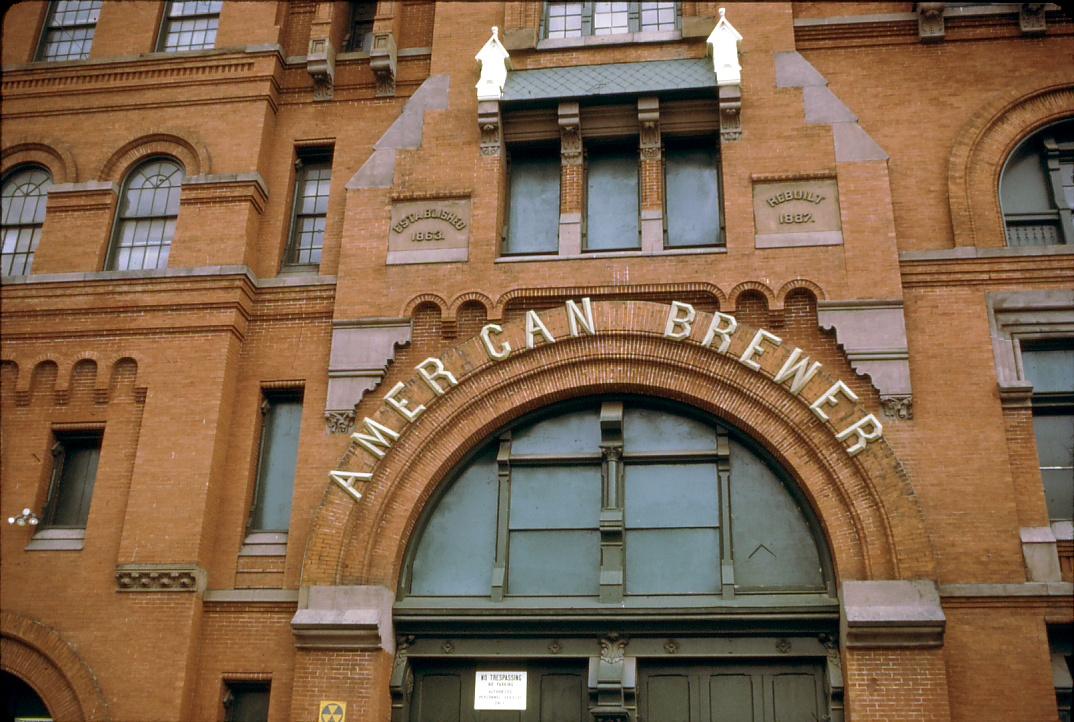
(400, 400), (831, 607)
(1000, 118), (1073, 246)
(1, 166), (52, 277)
(109, 158), (184, 271)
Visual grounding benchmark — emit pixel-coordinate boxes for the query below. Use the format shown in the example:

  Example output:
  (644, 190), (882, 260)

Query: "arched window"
(400, 399), (831, 606)
(1, 166), (52, 276)
(1000, 118), (1073, 246)
(108, 158), (184, 271)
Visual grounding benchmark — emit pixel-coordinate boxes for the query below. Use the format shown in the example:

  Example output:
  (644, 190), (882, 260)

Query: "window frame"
(1, 164), (52, 277)
(222, 680), (271, 722)
(36, 0), (104, 62)
(1000, 120), (1074, 246)
(41, 431), (103, 530)
(542, 1), (681, 40)
(283, 149), (333, 271)
(1020, 338), (1074, 523)
(106, 156), (184, 272)
(157, 0), (223, 53)
(246, 389), (304, 535)
(662, 135), (725, 249)
(582, 140), (642, 252)
(344, 1), (378, 53)
(502, 143), (562, 257)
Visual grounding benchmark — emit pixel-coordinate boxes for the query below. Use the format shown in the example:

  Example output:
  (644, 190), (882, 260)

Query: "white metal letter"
(480, 323), (511, 360)
(809, 380), (859, 422)
(525, 309), (556, 348)
(836, 414), (884, 456)
(415, 357), (459, 395)
(664, 301), (696, 341)
(329, 470), (373, 502)
(739, 329), (783, 372)
(384, 381), (426, 422)
(700, 311), (738, 353)
(565, 297), (597, 337)
(773, 348), (823, 396)
(352, 418), (401, 459)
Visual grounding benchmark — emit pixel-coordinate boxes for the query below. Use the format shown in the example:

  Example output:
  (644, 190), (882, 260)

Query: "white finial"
(475, 26), (511, 101)
(707, 7), (743, 86)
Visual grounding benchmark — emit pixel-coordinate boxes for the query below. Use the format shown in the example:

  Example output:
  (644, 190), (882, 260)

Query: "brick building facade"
(1, 2), (1072, 721)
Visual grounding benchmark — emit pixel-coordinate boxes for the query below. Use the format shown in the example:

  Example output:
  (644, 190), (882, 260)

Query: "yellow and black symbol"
(319, 700), (346, 722)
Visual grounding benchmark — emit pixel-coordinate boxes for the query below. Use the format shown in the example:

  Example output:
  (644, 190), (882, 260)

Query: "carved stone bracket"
(917, 3), (945, 42)
(880, 395), (913, 420)
(370, 31), (398, 97)
(390, 635), (416, 714)
(307, 37), (336, 101)
(718, 84), (742, 142)
(591, 634), (635, 722)
(478, 100), (503, 157)
(324, 409), (356, 434)
(637, 97), (661, 161)
(1020, 3), (1047, 35)
(115, 563), (206, 593)
(559, 101), (582, 166)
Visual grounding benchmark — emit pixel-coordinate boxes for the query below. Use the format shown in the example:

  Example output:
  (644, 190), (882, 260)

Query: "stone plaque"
(474, 671), (527, 710)
(753, 178), (842, 248)
(387, 198), (470, 265)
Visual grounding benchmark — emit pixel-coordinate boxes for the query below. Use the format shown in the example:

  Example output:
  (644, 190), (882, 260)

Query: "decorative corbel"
(1019, 3), (1047, 35)
(637, 97), (661, 161)
(307, 37), (336, 101)
(389, 635), (416, 717)
(590, 634), (635, 722)
(475, 26), (510, 101)
(707, 8), (743, 142)
(370, 31), (398, 97)
(478, 100), (503, 157)
(917, 3), (945, 42)
(558, 101), (582, 166)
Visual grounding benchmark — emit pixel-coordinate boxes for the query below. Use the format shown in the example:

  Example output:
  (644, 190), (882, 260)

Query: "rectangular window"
(545, 1), (678, 38)
(248, 392), (303, 532)
(44, 432), (102, 528)
(505, 147), (561, 255)
(285, 151), (332, 268)
(346, 1), (377, 52)
(665, 140), (723, 247)
(585, 143), (639, 251)
(1022, 342), (1074, 522)
(224, 681), (270, 722)
(38, 0), (102, 61)
(160, 0), (222, 53)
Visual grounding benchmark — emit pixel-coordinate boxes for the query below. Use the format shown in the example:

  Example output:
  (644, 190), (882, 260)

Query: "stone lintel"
(841, 580), (945, 648)
(817, 300), (912, 400)
(291, 585), (395, 652)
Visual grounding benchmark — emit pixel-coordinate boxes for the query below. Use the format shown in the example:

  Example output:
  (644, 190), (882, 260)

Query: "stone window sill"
(899, 244), (1074, 262)
(1052, 520), (1073, 542)
(240, 531), (288, 557)
(26, 527), (85, 551)
(537, 29), (681, 50)
(497, 245), (726, 263)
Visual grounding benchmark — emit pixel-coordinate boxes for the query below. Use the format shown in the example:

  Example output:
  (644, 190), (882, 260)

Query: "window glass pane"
(729, 440), (825, 590)
(410, 447), (498, 595)
(508, 530), (600, 595)
(586, 146), (639, 250)
(625, 463), (718, 529)
(249, 398), (302, 531)
(506, 151), (560, 255)
(666, 144), (721, 247)
(510, 465), (601, 529)
(1033, 414), (1073, 521)
(623, 407), (716, 453)
(1, 167), (50, 276)
(287, 157), (331, 266)
(593, 1), (629, 34)
(1023, 347), (1074, 393)
(40, 0), (101, 61)
(49, 438), (101, 527)
(546, 1), (583, 38)
(226, 682), (270, 722)
(626, 528), (720, 594)
(510, 406), (600, 455)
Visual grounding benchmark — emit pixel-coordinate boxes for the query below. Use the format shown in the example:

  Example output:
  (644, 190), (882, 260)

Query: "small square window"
(43, 432), (103, 529)
(224, 681), (270, 722)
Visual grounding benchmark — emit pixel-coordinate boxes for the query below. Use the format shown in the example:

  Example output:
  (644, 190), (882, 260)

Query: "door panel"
(709, 674), (757, 722)
(642, 673), (692, 722)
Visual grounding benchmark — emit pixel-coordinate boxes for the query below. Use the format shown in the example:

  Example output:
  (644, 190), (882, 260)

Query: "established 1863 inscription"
(752, 178), (842, 248)
(387, 198), (471, 265)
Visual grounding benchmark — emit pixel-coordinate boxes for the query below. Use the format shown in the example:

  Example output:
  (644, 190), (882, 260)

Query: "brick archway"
(302, 300), (935, 589)
(0, 612), (110, 722)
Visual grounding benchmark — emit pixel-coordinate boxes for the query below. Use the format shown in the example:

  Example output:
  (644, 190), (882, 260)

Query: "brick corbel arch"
(302, 300), (935, 589)
(97, 131), (210, 182)
(0, 611), (110, 722)
(948, 82), (1074, 248)
(1, 139), (77, 183)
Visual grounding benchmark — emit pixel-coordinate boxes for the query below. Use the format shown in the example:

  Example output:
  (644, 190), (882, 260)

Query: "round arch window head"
(107, 157), (185, 272)
(398, 397), (833, 610)
(1000, 117), (1074, 247)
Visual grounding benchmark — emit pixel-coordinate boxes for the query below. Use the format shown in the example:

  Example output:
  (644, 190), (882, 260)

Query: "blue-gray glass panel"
(250, 399), (302, 531)
(624, 463), (718, 529)
(411, 448), (498, 595)
(729, 440), (824, 589)
(623, 407), (716, 453)
(586, 148), (638, 251)
(1023, 347), (1074, 393)
(510, 466), (600, 530)
(506, 153), (561, 255)
(625, 528), (720, 594)
(666, 145), (720, 247)
(508, 530), (600, 595)
(1034, 414), (1074, 520)
(511, 407), (600, 455)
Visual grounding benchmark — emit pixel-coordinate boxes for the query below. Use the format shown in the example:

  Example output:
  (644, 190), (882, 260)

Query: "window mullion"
(717, 430), (734, 599)
(598, 401), (625, 603)
(582, 1), (594, 35)
(491, 434), (512, 600)
(628, 1), (640, 33)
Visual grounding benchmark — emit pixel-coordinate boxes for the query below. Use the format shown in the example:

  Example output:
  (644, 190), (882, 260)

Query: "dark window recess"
(224, 681), (270, 722)
(285, 152), (332, 268)
(346, 1), (377, 52)
(248, 393), (303, 532)
(38, 0), (102, 61)
(1, 671), (52, 722)
(44, 432), (102, 528)
(1022, 341), (1074, 522)
(1, 166), (52, 277)
(665, 140), (723, 248)
(109, 158), (184, 271)
(1000, 118), (1074, 246)
(505, 147), (561, 255)
(160, 0), (222, 52)
(586, 144), (639, 251)
(544, 1), (679, 39)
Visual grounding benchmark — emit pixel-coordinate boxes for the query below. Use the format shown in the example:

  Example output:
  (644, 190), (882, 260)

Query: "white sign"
(474, 670), (527, 710)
